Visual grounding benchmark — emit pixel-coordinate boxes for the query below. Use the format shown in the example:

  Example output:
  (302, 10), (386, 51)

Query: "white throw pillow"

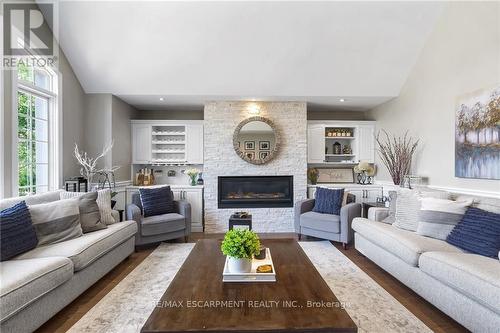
(393, 188), (449, 231)
(416, 197), (473, 240)
(60, 189), (115, 225)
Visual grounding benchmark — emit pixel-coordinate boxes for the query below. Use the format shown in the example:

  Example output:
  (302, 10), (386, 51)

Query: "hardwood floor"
(36, 233), (468, 333)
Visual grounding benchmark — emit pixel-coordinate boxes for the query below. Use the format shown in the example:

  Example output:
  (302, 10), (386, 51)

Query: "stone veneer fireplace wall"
(203, 101), (307, 233)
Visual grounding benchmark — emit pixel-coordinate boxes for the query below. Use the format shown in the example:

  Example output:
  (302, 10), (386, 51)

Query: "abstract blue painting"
(455, 86), (500, 180)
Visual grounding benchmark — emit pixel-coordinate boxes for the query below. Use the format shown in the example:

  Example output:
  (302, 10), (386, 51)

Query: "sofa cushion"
(74, 192), (108, 233)
(393, 189), (449, 231)
(0, 190), (63, 211)
(416, 197), (472, 240)
(382, 190), (397, 224)
(0, 257), (73, 322)
(312, 187), (344, 215)
(61, 189), (115, 225)
(446, 207), (500, 258)
(0, 201), (38, 261)
(15, 220), (137, 271)
(139, 186), (175, 218)
(300, 211), (340, 234)
(141, 213), (186, 236)
(352, 218), (462, 266)
(28, 199), (83, 246)
(419, 251), (500, 314)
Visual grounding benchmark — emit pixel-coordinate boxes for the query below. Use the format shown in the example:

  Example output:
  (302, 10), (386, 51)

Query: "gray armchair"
(126, 192), (191, 246)
(294, 194), (361, 249)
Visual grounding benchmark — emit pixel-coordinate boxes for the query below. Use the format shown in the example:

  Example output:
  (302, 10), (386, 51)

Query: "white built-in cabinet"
(126, 185), (204, 232)
(131, 123), (152, 164)
(307, 121), (376, 164)
(307, 185), (383, 204)
(131, 120), (203, 165)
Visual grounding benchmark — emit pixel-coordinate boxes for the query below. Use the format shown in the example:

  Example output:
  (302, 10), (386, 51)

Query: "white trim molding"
(375, 180), (500, 199)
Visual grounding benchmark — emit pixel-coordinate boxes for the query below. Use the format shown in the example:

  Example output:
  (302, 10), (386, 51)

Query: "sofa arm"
(294, 199), (315, 233)
(174, 200), (191, 235)
(368, 207), (389, 222)
(126, 203), (143, 235)
(340, 202), (361, 244)
(111, 209), (120, 223)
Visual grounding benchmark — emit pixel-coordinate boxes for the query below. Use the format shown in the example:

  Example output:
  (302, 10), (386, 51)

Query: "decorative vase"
(227, 257), (252, 273)
(189, 175), (197, 186)
(197, 172), (204, 185)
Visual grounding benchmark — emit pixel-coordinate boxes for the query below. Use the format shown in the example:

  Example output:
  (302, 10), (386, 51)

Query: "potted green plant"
(307, 168), (319, 185)
(184, 168), (200, 186)
(221, 229), (260, 273)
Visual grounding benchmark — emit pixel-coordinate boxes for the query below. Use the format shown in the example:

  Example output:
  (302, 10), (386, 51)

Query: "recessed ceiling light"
(339, 98), (345, 102)
(159, 97), (164, 101)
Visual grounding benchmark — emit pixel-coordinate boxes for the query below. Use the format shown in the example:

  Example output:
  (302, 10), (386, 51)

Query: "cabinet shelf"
(325, 137), (355, 140)
(152, 132), (186, 136)
(325, 154), (355, 157)
(152, 150), (185, 153)
(152, 141), (186, 144)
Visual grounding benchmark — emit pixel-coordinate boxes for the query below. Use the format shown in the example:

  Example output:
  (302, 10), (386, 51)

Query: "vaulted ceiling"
(55, 1), (445, 110)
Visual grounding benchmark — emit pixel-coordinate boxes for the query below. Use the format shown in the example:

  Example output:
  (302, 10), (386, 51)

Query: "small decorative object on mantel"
(354, 161), (375, 185)
(307, 168), (319, 185)
(342, 144), (352, 154)
(375, 130), (419, 185)
(197, 172), (204, 185)
(333, 142), (342, 154)
(184, 168), (200, 186)
(401, 175), (422, 189)
(221, 229), (260, 273)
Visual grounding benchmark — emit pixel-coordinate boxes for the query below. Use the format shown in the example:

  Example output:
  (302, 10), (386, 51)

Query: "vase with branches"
(375, 130), (419, 185)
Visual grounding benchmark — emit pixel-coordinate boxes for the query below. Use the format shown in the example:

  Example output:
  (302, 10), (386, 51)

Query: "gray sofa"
(352, 193), (500, 333)
(295, 194), (361, 248)
(0, 190), (137, 333)
(127, 192), (191, 245)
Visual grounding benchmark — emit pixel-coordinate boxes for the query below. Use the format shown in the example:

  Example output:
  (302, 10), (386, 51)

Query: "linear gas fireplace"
(218, 176), (293, 209)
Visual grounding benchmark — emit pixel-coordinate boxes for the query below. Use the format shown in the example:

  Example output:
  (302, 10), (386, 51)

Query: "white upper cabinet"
(131, 120), (204, 165)
(132, 123), (152, 164)
(307, 121), (375, 165)
(357, 124), (375, 163)
(307, 124), (325, 163)
(186, 123), (204, 164)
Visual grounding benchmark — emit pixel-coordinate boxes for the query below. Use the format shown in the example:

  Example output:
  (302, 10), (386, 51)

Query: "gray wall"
(367, 2), (500, 194)
(84, 94), (113, 172)
(112, 96), (138, 181)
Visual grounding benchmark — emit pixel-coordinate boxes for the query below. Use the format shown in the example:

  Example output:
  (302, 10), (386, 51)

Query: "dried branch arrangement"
(375, 130), (419, 185)
(74, 141), (119, 186)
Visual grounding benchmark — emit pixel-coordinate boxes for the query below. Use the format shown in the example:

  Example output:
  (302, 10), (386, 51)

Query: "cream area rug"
(68, 241), (431, 333)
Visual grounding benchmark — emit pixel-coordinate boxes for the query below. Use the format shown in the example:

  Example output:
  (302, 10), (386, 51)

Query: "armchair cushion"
(141, 213), (186, 236)
(300, 211), (340, 234)
(312, 187), (344, 215)
(139, 186), (174, 217)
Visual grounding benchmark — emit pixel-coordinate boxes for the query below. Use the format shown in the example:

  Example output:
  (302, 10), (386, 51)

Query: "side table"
(362, 202), (386, 218)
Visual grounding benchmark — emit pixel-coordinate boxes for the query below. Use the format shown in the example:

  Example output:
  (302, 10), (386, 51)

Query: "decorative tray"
(222, 248), (276, 282)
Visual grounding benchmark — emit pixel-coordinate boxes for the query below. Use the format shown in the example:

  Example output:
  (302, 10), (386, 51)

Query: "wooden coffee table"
(141, 239), (357, 333)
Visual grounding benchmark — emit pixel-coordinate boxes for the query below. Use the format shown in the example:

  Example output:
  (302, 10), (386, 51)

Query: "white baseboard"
(374, 180), (500, 199)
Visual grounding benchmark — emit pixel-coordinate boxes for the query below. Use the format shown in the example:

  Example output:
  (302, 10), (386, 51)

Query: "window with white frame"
(15, 63), (59, 196)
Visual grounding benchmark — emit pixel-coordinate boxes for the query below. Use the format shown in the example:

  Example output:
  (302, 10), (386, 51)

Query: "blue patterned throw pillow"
(1, 201), (38, 261)
(139, 186), (175, 217)
(312, 187), (345, 215)
(446, 207), (500, 258)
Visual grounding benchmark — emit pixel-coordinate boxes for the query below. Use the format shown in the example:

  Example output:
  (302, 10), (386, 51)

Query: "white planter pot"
(227, 257), (252, 273)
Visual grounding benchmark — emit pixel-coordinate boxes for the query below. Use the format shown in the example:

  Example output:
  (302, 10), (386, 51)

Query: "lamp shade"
(358, 161), (370, 171)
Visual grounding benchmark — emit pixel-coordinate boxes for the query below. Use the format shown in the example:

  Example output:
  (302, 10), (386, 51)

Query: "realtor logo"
(3, 3), (54, 56)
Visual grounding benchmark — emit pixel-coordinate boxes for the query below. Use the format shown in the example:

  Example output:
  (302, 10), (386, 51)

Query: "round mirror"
(233, 116), (280, 165)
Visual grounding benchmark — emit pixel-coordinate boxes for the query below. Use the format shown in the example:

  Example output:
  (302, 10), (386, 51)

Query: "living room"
(0, 1), (499, 333)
